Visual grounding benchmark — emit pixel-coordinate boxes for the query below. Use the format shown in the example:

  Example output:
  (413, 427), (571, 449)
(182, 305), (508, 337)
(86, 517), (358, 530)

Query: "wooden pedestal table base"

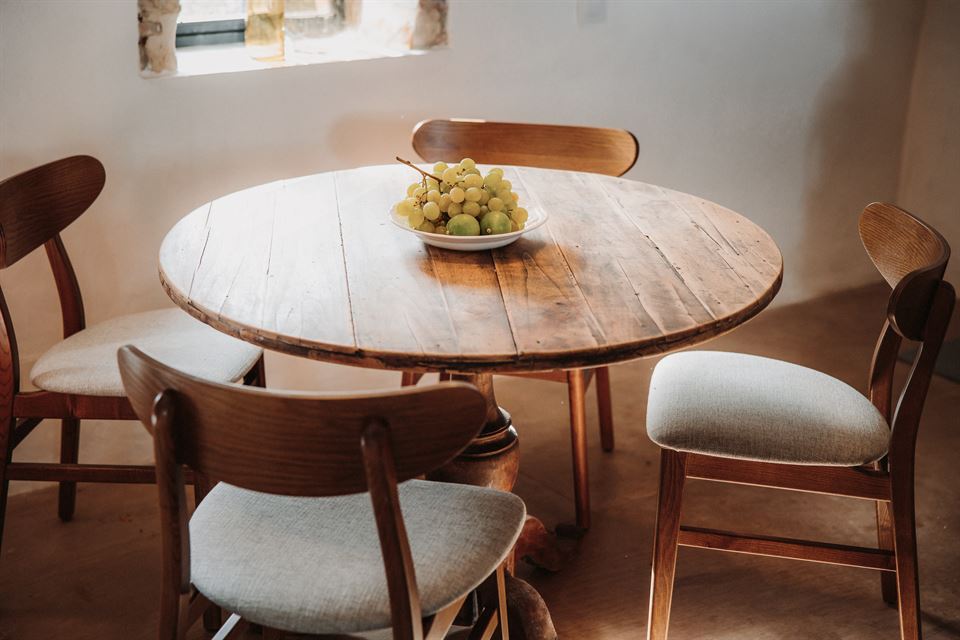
(427, 373), (559, 640)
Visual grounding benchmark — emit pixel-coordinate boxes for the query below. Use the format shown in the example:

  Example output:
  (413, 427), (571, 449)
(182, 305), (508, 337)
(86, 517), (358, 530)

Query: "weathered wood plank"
(511, 168), (670, 345)
(491, 167), (606, 359)
(595, 177), (777, 322)
(260, 174), (355, 351)
(334, 165), (464, 366)
(188, 184), (277, 332)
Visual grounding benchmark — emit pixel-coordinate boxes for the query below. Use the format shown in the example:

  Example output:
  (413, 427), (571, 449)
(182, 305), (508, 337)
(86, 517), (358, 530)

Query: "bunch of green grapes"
(394, 157), (529, 236)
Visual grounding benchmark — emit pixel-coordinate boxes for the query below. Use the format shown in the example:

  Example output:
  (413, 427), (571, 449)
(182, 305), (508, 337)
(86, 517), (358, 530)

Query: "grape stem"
(396, 156), (442, 183)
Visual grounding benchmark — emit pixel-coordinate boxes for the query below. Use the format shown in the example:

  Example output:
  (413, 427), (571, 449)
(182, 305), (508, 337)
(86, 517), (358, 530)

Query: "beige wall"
(897, 0), (960, 286)
(0, 1), (931, 494)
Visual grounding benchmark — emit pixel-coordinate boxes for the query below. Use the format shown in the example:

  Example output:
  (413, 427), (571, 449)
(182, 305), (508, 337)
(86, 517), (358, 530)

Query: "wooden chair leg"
(647, 449), (687, 640)
(877, 499), (899, 605)
(191, 472), (223, 633)
(495, 564), (510, 640)
(595, 366), (614, 452)
(0, 418), (13, 554)
(401, 371), (424, 387)
(57, 417), (80, 521)
(890, 460), (922, 640)
(567, 369), (590, 530)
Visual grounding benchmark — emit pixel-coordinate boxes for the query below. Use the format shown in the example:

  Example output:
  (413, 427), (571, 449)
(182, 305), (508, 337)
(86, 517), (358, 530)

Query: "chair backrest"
(860, 202), (950, 341)
(0, 155), (104, 268)
(861, 203), (954, 462)
(412, 119), (639, 177)
(0, 156), (100, 399)
(118, 346), (487, 496)
(118, 346), (488, 640)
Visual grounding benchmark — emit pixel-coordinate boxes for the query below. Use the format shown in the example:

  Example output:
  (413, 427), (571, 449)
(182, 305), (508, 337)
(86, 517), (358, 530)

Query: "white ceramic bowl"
(390, 207), (548, 251)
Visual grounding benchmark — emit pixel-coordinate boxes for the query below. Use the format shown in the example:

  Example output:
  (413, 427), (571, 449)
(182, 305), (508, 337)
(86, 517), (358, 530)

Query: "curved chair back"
(0, 156), (101, 395)
(118, 346), (487, 496)
(412, 119), (638, 177)
(859, 202), (950, 341)
(860, 203), (954, 459)
(0, 156), (104, 268)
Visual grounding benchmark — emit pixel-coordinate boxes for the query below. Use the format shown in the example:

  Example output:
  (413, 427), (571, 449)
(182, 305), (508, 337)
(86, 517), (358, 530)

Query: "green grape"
(426, 189), (441, 203)
(490, 168), (504, 177)
(488, 197), (504, 212)
(450, 186), (466, 203)
(460, 158), (476, 170)
(463, 201), (481, 217)
(495, 187), (511, 200)
(426, 178), (440, 191)
(408, 208), (424, 228)
(447, 213), (481, 236)
(417, 220), (436, 233)
(423, 201), (441, 221)
(447, 202), (463, 216)
(480, 211), (512, 235)
(438, 193), (452, 212)
(511, 192), (520, 203)
(396, 199), (415, 216)
(483, 172), (502, 190)
(464, 187), (482, 202)
(433, 162), (448, 174)
(463, 173), (483, 189)
(478, 189), (490, 205)
(499, 179), (512, 192)
(413, 187), (426, 200)
(406, 182), (420, 197)
(511, 207), (529, 225)
(510, 220), (519, 232)
(435, 225), (447, 235)
(479, 205), (489, 214)
(442, 167), (460, 184)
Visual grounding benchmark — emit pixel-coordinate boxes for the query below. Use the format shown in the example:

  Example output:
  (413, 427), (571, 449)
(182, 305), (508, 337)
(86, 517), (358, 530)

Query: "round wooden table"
(159, 163), (782, 638)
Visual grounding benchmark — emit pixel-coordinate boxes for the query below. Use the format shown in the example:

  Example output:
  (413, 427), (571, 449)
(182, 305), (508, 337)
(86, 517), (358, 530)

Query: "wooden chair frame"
(0, 156), (265, 555)
(646, 203), (954, 640)
(118, 346), (511, 640)
(405, 118), (639, 530)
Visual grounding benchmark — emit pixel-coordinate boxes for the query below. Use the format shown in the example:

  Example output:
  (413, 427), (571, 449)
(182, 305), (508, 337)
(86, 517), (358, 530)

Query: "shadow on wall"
(801, 1), (923, 298)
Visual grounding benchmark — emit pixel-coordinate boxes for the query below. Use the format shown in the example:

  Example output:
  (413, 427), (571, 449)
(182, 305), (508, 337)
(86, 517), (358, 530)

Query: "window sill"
(146, 31), (432, 79)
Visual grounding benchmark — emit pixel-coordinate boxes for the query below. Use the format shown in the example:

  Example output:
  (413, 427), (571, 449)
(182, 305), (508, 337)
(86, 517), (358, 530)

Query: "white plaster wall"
(897, 0), (960, 287)
(0, 0), (926, 494)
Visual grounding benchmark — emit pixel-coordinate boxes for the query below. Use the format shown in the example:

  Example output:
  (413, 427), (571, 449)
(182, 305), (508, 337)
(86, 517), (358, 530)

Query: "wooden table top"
(159, 164), (783, 373)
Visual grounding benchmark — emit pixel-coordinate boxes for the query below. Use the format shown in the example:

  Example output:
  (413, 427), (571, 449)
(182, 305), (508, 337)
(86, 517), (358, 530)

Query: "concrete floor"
(1, 283), (957, 639)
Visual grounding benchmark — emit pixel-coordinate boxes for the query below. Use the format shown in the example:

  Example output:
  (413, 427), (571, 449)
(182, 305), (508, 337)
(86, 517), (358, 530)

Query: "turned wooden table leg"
(428, 372), (558, 640)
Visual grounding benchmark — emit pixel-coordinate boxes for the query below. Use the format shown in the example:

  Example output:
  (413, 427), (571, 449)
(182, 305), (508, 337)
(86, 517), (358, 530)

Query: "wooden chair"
(404, 118), (639, 531)
(118, 345), (524, 640)
(644, 203), (954, 640)
(0, 156), (265, 554)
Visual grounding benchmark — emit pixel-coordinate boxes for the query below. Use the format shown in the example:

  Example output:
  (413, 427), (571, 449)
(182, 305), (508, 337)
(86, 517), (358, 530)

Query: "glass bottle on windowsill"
(285, 0), (343, 56)
(246, 0), (285, 62)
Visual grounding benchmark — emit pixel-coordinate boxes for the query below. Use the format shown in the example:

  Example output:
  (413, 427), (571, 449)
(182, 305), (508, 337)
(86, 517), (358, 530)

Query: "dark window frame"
(176, 19), (245, 48)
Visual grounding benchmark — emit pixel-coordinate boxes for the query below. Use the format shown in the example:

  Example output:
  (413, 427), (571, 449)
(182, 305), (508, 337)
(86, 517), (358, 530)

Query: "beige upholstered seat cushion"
(190, 480), (526, 636)
(646, 351), (890, 466)
(30, 309), (262, 396)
